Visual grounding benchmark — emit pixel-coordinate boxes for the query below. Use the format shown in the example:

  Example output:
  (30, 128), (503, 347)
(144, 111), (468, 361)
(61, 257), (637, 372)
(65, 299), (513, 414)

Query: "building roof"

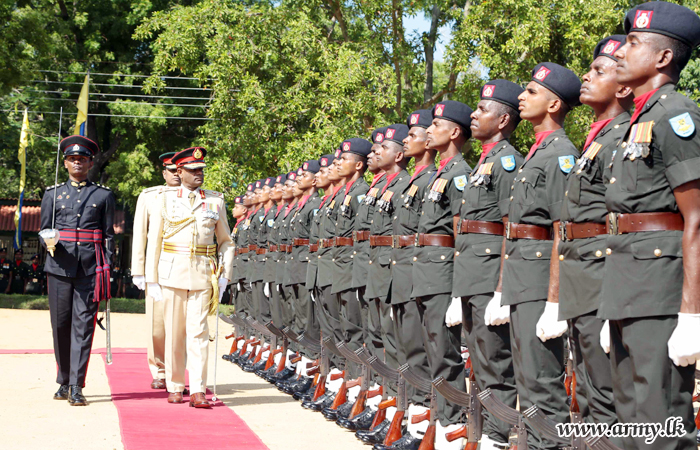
(0, 203), (125, 234)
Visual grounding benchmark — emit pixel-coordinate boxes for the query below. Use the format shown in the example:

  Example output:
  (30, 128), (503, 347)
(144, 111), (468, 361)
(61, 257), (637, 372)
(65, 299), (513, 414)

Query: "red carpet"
(99, 348), (268, 450)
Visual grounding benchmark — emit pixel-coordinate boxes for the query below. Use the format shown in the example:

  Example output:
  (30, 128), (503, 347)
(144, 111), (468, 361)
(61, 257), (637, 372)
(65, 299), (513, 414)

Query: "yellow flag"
(14, 109), (29, 249)
(74, 73), (89, 135)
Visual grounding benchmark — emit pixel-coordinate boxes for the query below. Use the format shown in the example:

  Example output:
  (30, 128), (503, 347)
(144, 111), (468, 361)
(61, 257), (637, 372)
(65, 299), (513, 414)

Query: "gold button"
(511, 186), (514, 190)
(77, 242), (81, 246)
(422, 211), (424, 215)
(392, 261), (396, 265)
(606, 248), (612, 255)
(462, 199), (465, 204)
(77, 214), (81, 217)
(291, 257), (294, 260)
(621, 142), (627, 148)
(518, 169), (523, 173)
(661, 94), (667, 99)
(485, 249), (491, 254)
(614, 125), (619, 129)
(554, 137), (559, 140)
(77, 199), (81, 203)
(76, 227), (80, 230)
(536, 252), (542, 257)
(440, 255), (445, 260)
(559, 254), (564, 261)
(353, 251), (357, 254)
(595, 250), (603, 257)
(351, 255), (354, 258)
(62, 205), (65, 209)
(318, 256), (321, 259)
(77, 189), (81, 193)
(510, 196), (513, 201)
(504, 254), (509, 260)
(369, 261), (372, 264)
(610, 177), (616, 184)
(565, 191), (568, 196)
(413, 257), (417, 262)
(521, 177), (526, 182)
(455, 251), (460, 256)
(654, 249), (662, 257)
(332, 258), (335, 261)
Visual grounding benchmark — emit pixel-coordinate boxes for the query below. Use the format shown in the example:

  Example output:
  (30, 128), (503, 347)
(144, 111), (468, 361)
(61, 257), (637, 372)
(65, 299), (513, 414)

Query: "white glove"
(356, 291), (360, 302)
(310, 291), (316, 303)
(237, 282), (241, 291)
(218, 278), (229, 301)
(484, 292), (510, 326)
(599, 320), (611, 354)
(132, 275), (146, 291)
(276, 284), (280, 292)
(147, 283), (163, 302)
(536, 301), (568, 342)
(264, 282), (270, 297)
(389, 307), (394, 320)
(668, 313), (700, 367)
(445, 297), (463, 327)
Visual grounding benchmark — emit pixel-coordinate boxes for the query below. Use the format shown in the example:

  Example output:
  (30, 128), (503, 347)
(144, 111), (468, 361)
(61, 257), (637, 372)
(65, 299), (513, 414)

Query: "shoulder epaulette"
(96, 183), (111, 191)
(46, 182), (66, 191)
(203, 189), (224, 199)
(141, 186), (162, 194)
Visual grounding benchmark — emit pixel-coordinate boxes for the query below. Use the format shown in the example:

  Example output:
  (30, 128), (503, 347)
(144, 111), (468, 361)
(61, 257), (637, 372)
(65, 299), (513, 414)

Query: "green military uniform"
(9, 259), (29, 294)
(453, 134), (523, 443)
(279, 197), (299, 350)
(236, 202), (256, 319)
(264, 202), (284, 326)
(0, 256), (11, 293)
(254, 197), (277, 323)
(24, 261), (46, 295)
(599, 82), (700, 450)
(503, 127), (579, 449)
(332, 177), (369, 379)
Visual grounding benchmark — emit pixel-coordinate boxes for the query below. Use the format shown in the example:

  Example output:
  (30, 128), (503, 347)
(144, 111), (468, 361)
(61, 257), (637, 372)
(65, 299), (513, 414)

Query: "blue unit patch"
(267, 219), (275, 227)
(313, 208), (319, 216)
(357, 195), (366, 203)
(453, 175), (467, 191)
(669, 113), (695, 138)
(259, 215), (265, 223)
(501, 155), (516, 172)
(558, 155), (575, 174)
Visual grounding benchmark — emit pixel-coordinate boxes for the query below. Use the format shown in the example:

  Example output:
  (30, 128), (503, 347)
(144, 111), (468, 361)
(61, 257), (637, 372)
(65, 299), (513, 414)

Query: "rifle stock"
(383, 410), (405, 447)
(522, 405), (570, 446)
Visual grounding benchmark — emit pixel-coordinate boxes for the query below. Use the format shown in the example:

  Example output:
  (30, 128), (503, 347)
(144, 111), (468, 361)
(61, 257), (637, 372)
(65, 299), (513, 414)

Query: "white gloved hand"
(237, 282), (241, 291)
(599, 320), (611, 354)
(264, 282), (270, 297)
(147, 283), (163, 302)
(445, 297), (463, 327)
(276, 284), (280, 292)
(389, 307), (394, 320)
(668, 313), (700, 367)
(218, 277), (229, 301)
(356, 291), (360, 302)
(310, 291), (316, 303)
(484, 292), (510, 326)
(132, 275), (146, 291)
(535, 301), (568, 342)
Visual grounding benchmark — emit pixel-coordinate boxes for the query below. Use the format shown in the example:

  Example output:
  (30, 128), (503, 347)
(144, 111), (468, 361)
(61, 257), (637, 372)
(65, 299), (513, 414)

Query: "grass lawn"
(0, 294), (236, 316)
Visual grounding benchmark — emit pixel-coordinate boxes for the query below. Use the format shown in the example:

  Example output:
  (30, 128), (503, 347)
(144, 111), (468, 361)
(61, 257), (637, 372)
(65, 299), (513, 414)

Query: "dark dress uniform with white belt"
(411, 101), (472, 426)
(597, 7), (700, 448)
(501, 63), (581, 449)
(39, 135), (115, 403)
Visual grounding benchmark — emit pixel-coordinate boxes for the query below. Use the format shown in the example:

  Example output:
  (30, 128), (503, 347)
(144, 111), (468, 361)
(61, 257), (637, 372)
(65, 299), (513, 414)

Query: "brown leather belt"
(309, 244), (319, 252)
(353, 230), (370, 242)
(457, 219), (504, 236)
(286, 245), (293, 253)
(607, 212), (684, 235)
(256, 248), (267, 255)
(278, 244), (288, 253)
(333, 237), (354, 247)
(369, 235), (393, 247)
(293, 238), (310, 246)
(391, 234), (415, 248)
(560, 222), (607, 241)
(415, 233), (454, 248)
(269, 245), (278, 252)
(237, 246), (249, 254)
(505, 222), (553, 240)
(249, 244), (259, 251)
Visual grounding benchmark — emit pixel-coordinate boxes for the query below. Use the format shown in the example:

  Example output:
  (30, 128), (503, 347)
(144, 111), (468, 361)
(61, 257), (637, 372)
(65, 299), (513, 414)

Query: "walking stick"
(106, 297), (112, 364)
(211, 252), (224, 401)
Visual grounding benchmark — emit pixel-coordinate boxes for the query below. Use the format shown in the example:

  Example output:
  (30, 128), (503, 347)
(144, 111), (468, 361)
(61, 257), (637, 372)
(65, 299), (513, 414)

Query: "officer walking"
(598, 3), (700, 449)
(39, 135), (115, 406)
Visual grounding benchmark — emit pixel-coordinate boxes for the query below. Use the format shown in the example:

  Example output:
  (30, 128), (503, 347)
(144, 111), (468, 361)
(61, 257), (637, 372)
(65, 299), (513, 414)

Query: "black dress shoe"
(234, 352), (252, 366)
(302, 392), (336, 411)
(281, 377), (312, 395)
(322, 405), (340, 421)
(338, 407), (375, 431)
(54, 385), (69, 400)
(373, 432), (420, 450)
(243, 360), (266, 373)
(696, 429), (700, 444)
(357, 419), (390, 444)
(269, 366), (296, 383)
(293, 382), (317, 401)
(68, 385), (87, 406)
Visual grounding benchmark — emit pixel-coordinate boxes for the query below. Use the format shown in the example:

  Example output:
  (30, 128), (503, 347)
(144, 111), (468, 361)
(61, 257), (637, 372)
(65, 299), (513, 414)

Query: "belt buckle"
(456, 218), (463, 234)
(607, 212), (619, 235)
(559, 222), (567, 241)
(505, 222), (512, 240)
(414, 234), (420, 247)
(392, 235), (399, 248)
(352, 231), (358, 242)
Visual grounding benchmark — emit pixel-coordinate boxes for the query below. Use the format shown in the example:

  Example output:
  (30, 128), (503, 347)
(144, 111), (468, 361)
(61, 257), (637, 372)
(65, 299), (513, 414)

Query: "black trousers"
(315, 285), (342, 368)
(610, 316), (696, 450)
(252, 280), (270, 323)
(462, 294), (517, 445)
(48, 272), (100, 387)
(378, 297), (399, 396)
(416, 293), (466, 425)
(394, 301), (427, 405)
(338, 288), (363, 379)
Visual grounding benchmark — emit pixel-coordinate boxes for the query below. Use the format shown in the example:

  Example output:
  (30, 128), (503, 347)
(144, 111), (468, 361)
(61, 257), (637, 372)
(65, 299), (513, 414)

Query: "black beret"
(302, 159), (321, 174)
(384, 124), (410, 145)
(234, 196), (243, 204)
(287, 171), (298, 181)
(624, 2), (700, 48)
(480, 80), (524, 111)
(319, 153), (336, 168)
(31, 253), (39, 259)
(15, 248), (23, 254)
(263, 177), (275, 187)
(246, 183), (254, 192)
(341, 138), (373, 157)
(531, 62), (582, 108)
(275, 174), (287, 185)
(432, 100), (473, 136)
(407, 110), (433, 129)
(371, 127), (388, 144)
(254, 180), (263, 190)
(60, 135), (99, 158)
(172, 147), (207, 169)
(593, 35), (626, 62)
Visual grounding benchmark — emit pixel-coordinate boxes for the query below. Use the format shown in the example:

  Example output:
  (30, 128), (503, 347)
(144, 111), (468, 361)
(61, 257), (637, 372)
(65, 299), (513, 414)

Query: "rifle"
(399, 364), (437, 450)
(478, 388), (527, 450)
(432, 375), (482, 449)
(336, 342), (369, 419)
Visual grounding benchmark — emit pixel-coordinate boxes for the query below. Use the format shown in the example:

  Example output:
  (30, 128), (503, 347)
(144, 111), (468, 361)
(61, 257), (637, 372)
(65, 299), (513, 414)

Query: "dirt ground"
(0, 309), (368, 450)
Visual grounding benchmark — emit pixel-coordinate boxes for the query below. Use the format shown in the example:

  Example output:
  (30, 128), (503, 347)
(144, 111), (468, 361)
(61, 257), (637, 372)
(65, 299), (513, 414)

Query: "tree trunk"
(391, 0), (403, 117)
(423, 5), (441, 103)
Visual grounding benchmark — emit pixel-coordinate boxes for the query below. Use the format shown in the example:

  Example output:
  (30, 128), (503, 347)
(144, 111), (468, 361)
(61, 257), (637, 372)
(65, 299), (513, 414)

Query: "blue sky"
(403, 14), (452, 62)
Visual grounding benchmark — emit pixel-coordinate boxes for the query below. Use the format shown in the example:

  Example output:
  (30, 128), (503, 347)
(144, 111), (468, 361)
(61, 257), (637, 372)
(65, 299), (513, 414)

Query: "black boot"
(302, 392), (336, 411)
(269, 366), (296, 384)
(53, 385), (69, 400)
(293, 382), (317, 401)
(280, 376), (312, 395)
(357, 419), (390, 444)
(338, 406), (375, 431)
(68, 385), (87, 406)
(373, 432), (421, 450)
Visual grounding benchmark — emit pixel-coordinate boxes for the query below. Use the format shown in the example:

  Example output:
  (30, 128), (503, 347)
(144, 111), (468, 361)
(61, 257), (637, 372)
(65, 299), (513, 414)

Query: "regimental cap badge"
(247, 183), (253, 191)
(343, 142), (351, 152)
(602, 40), (620, 56)
(482, 85), (495, 98)
(297, 167), (303, 175)
(334, 149), (341, 157)
(634, 10), (653, 28)
(255, 181), (261, 188)
(376, 133), (384, 143)
(410, 114), (419, 125)
(321, 157), (328, 167)
(265, 178), (273, 186)
(534, 66), (550, 81)
(276, 176), (282, 182)
(72, 144), (80, 152)
(435, 104), (445, 116)
(303, 162), (309, 170)
(289, 172), (297, 180)
(386, 128), (395, 139)
(193, 148), (203, 159)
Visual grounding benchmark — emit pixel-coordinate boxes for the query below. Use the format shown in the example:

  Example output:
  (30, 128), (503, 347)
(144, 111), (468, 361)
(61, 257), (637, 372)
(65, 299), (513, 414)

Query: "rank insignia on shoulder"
(267, 219), (274, 227)
(453, 175), (467, 191)
(558, 155), (575, 173)
(669, 113), (695, 138)
(501, 155), (516, 172)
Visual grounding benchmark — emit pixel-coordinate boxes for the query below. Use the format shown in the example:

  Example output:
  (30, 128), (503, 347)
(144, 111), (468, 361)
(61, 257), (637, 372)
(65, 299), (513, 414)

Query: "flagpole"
(52, 108), (63, 229)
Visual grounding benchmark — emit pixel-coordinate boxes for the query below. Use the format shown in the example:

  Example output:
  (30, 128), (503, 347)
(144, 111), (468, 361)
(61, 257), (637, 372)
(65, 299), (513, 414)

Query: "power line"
(31, 80), (213, 91)
(38, 70), (209, 81)
(2, 110), (214, 120)
(28, 97), (209, 108)
(19, 89), (210, 101)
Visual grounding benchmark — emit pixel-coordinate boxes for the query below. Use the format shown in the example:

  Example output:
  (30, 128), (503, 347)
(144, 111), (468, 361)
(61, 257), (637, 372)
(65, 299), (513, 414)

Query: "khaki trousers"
(162, 286), (212, 394)
(145, 290), (166, 380)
